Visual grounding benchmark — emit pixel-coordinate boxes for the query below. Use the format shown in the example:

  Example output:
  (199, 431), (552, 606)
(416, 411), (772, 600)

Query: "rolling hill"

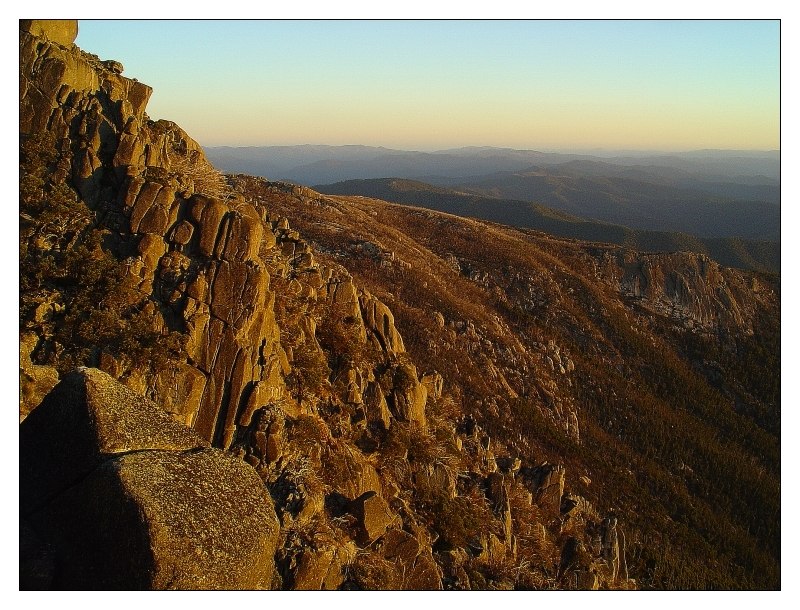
(315, 178), (780, 274)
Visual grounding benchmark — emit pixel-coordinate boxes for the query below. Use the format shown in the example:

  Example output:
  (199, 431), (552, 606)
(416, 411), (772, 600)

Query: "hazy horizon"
(204, 143), (779, 154)
(76, 20), (779, 151)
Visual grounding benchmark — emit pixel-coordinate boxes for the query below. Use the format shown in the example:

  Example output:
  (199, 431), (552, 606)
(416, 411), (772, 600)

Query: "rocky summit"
(19, 20), (779, 590)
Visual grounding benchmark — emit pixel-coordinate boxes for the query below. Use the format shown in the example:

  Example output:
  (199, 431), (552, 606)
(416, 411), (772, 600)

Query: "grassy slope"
(244, 176), (780, 589)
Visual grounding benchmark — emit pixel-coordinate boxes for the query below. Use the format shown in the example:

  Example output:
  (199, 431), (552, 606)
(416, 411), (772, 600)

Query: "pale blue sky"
(75, 20), (780, 151)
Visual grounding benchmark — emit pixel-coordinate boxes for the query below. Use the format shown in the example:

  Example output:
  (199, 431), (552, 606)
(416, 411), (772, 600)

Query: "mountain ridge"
(206, 143), (779, 182)
(315, 177), (780, 274)
(207, 144), (779, 246)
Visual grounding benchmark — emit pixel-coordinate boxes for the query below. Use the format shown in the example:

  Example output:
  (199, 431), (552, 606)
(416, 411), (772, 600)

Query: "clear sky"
(74, 19), (780, 151)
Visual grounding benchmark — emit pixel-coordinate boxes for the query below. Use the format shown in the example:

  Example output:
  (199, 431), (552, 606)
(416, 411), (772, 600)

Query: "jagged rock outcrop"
(19, 19), (436, 454)
(20, 368), (281, 589)
(390, 361), (428, 429)
(20, 20), (288, 447)
(600, 515), (622, 582)
(363, 381), (393, 430)
(20, 19), (78, 47)
(360, 290), (406, 354)
(600, 249), (769, 332)
(522, 462), (566, 515)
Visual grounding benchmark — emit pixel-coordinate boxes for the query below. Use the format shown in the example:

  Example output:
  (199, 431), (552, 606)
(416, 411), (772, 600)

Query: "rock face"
(350, 491), (396, 545)
(522, 462), (565, 514)
(20, 19), (282, 446)
(20, 368), (280, 589)
(600, 515), (622, 582)
(390, 362), (428, 429)
(21, 368), (206, 511)
(18, 20), (430, 454)
(20, 20), (78, 47)
(601, 249), (768, 332)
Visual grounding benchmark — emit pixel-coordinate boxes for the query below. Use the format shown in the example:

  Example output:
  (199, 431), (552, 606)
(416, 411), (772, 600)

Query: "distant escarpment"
(20, 20), (778, 591)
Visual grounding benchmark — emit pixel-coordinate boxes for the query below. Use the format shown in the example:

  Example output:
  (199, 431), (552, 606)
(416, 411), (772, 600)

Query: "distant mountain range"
(422, 157), (779, 205)
(206, 144), (780, 248)
(421, 164), (779, 240)
(314, 178), (779, 274)
(205, 145), (780, 187)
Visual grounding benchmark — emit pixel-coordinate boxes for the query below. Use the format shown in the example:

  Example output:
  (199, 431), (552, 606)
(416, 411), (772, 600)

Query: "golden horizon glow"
(76, 20), (779, 152)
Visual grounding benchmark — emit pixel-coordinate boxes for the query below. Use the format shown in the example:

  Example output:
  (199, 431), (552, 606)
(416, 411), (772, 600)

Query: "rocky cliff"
(596, 248), (770, 332)
(19, 20), (435, 448)
(19, 20), (779, 590)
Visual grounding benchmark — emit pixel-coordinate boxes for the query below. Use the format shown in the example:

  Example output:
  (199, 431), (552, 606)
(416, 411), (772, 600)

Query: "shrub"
(434, 494), (493, 548)
(169, 150), (232, 200)
(286, 414), (331, 451)
(315, 300), (375, 372)
(344, 550), (395, 590)
(287, 342), (330, 406)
